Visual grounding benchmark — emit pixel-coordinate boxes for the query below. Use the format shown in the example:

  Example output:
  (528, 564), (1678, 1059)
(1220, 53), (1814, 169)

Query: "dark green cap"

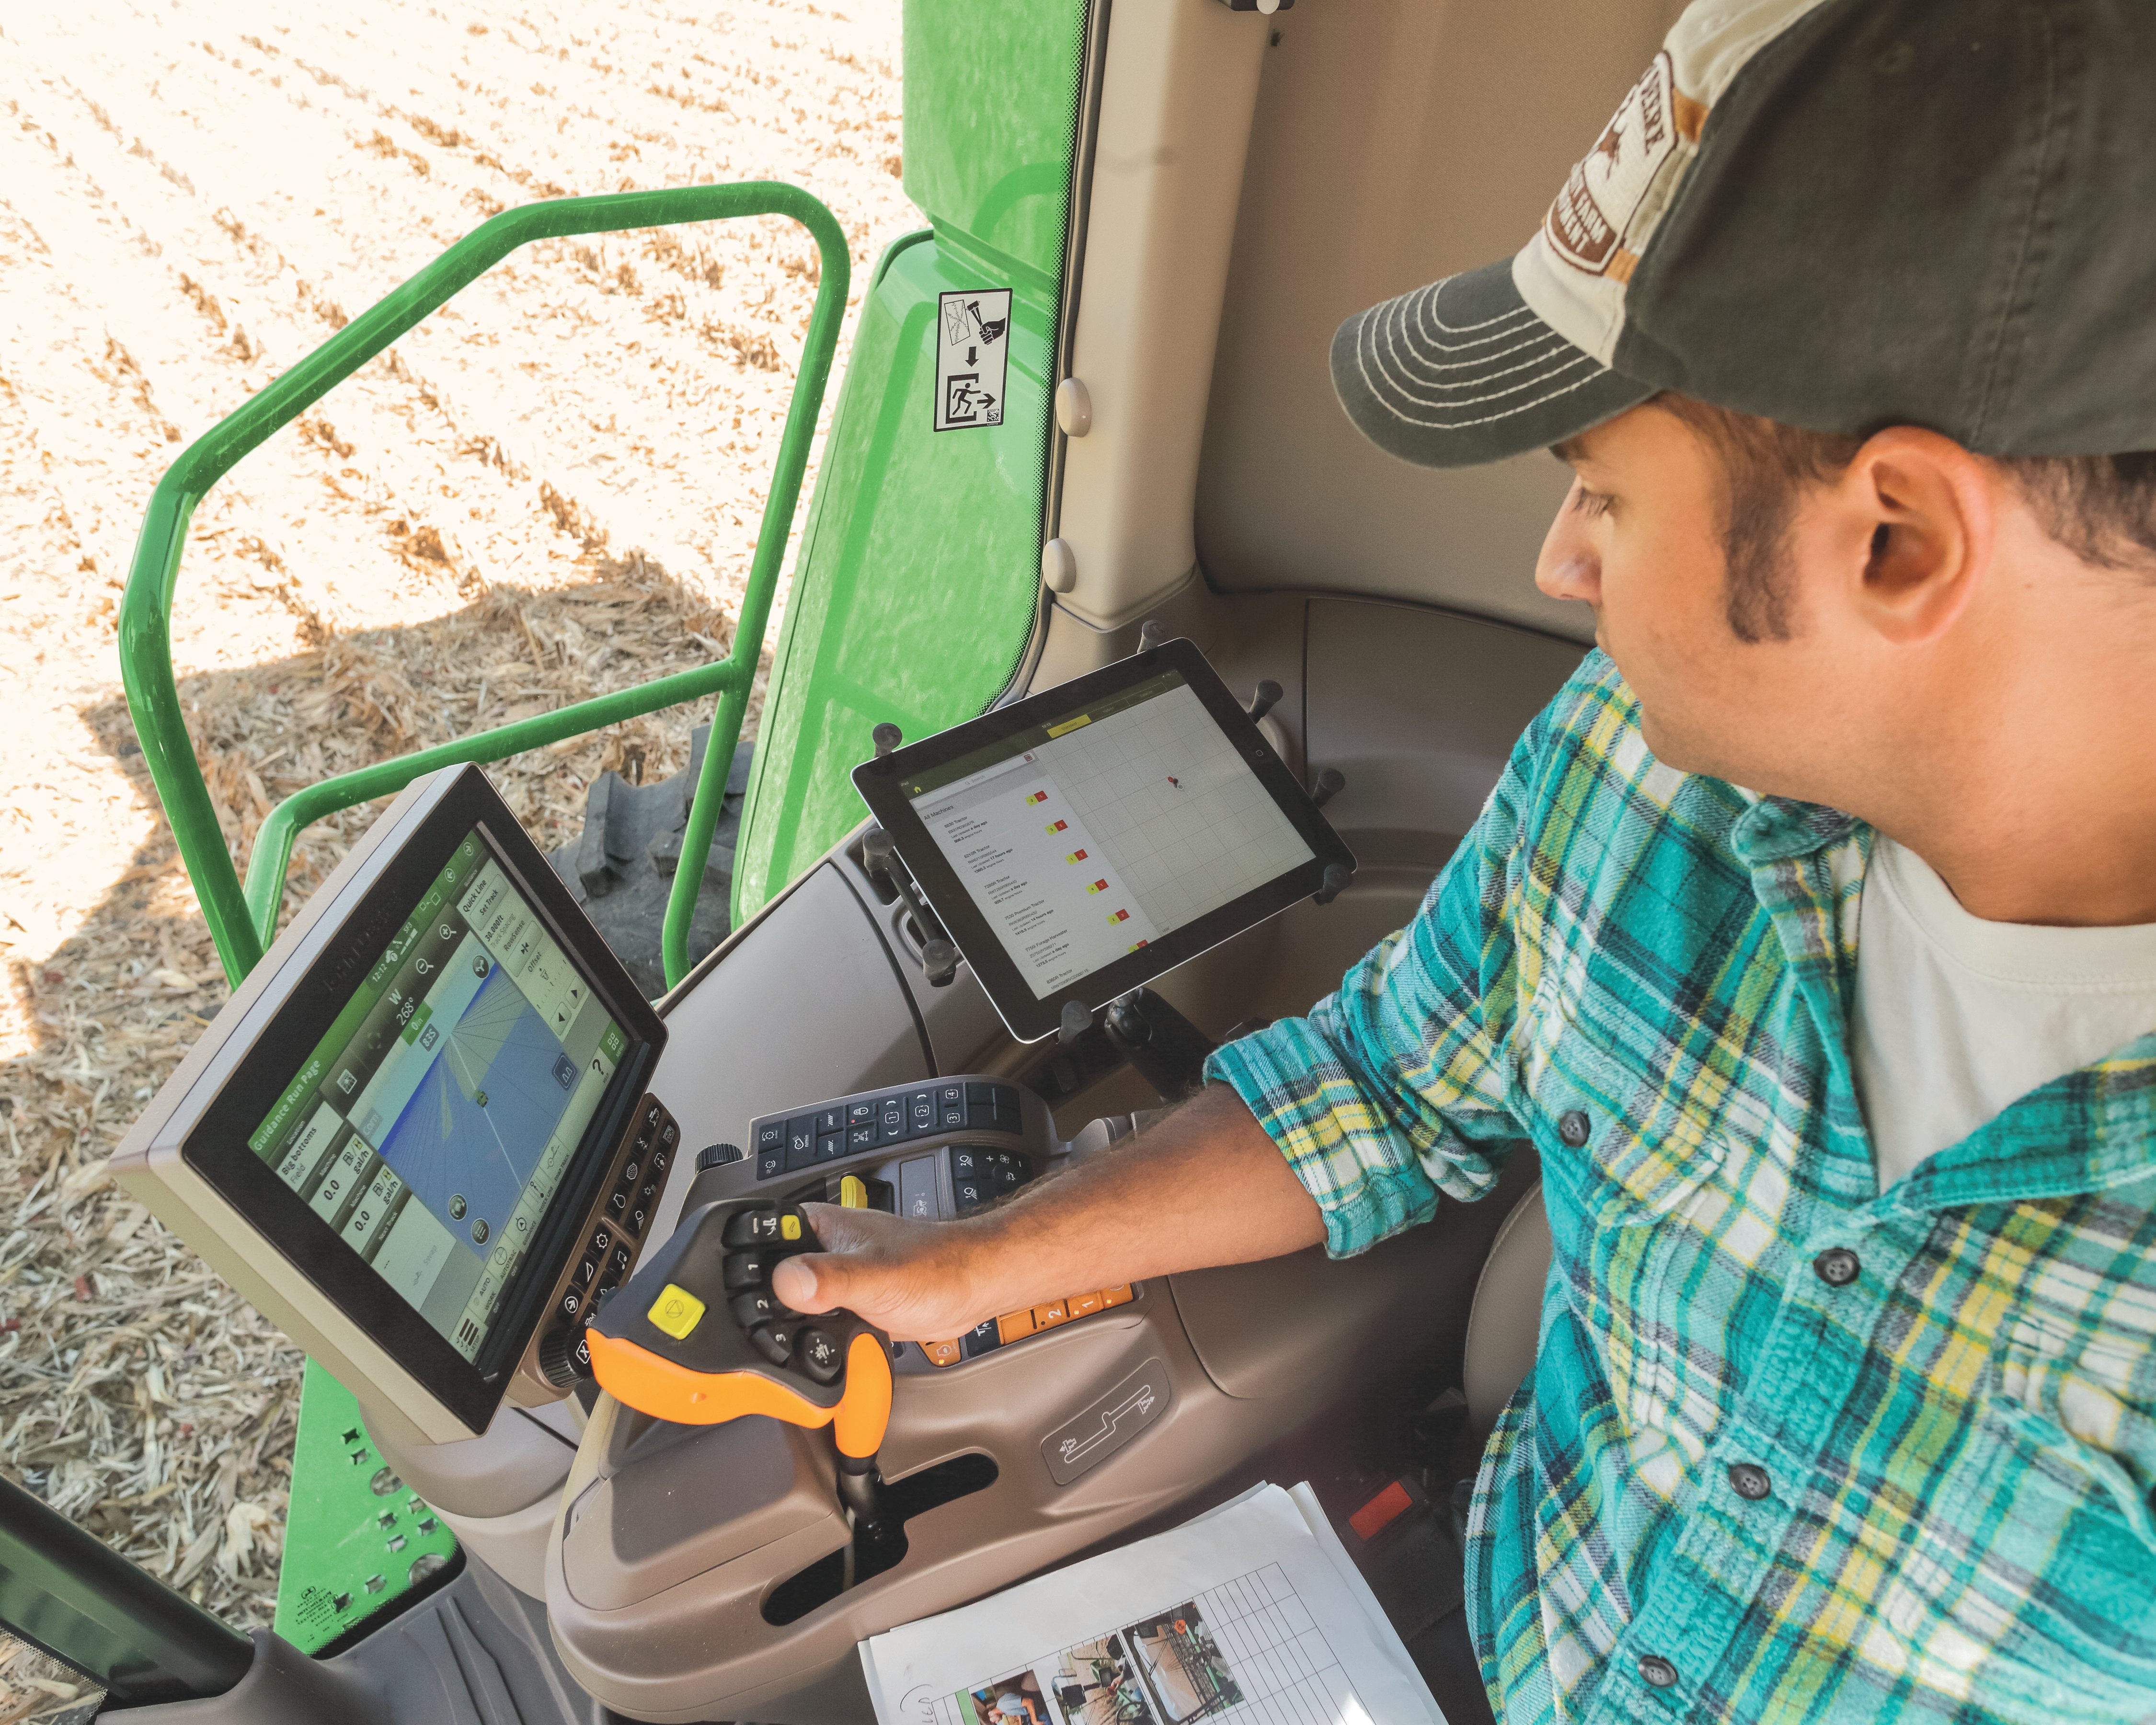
(1333, 0), (2156, 467)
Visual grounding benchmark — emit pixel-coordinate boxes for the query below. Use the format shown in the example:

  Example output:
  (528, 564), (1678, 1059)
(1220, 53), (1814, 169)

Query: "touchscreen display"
(244, 831), (623, 1361)
(902, 670), (1315, 999)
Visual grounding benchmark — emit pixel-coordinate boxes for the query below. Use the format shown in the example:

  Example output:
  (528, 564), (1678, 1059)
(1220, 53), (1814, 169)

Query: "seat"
(1460, 1182), (1550, 1436)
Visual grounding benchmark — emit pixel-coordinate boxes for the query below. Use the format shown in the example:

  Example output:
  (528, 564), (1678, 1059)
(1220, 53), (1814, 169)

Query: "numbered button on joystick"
(796, 1327), (843, 1385)
(721, 1255), (767, 1292)
(731, 1288), (781, 1329)
(747, 1324), (792, 1367)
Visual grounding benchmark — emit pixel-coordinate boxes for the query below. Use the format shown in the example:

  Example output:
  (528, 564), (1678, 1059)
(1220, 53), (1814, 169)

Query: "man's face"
(1535, 402), (1822, 787)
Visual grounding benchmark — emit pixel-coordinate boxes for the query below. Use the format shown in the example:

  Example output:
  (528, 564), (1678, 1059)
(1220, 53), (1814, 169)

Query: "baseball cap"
(1332, 0), (2156, 467)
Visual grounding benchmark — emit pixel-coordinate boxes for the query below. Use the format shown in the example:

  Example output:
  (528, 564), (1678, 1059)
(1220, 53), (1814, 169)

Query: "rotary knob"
(697, 1142), (745, 1172)
(537, 1323), (595, 1389)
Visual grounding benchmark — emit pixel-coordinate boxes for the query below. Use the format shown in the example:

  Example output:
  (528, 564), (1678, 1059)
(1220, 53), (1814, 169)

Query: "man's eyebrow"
(1549, 435), (1593, 465)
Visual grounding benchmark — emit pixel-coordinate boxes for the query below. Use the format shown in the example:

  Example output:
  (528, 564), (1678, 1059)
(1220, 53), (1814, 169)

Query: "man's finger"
(798, 1200), (876, 1254)
(770, 1252), (837, 1312)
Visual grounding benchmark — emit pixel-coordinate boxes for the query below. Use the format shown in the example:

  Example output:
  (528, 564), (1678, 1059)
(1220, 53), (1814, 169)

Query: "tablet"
(114, 765), (668, 1441)
(852, 638), (1354, 1042)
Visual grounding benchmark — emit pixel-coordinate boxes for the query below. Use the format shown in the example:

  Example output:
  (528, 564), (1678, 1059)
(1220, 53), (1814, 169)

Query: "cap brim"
(1330, 258), (1653, 468)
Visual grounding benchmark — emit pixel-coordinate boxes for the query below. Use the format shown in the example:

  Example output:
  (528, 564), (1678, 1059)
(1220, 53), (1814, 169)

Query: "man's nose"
(1536, 483), (1602, 605)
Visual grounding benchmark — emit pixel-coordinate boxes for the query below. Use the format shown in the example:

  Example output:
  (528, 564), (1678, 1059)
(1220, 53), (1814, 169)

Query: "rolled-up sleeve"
(1204, 706), (1546, 1258)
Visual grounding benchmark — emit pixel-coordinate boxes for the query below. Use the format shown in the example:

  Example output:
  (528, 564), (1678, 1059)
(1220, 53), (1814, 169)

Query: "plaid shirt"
(1207, 652), (2156, 1724)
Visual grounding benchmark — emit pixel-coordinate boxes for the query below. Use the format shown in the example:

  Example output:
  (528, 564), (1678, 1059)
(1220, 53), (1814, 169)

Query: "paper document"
(860, 1482), (1445, 1725)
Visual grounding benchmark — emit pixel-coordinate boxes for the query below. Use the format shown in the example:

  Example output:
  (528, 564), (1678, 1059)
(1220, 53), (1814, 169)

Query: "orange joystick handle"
(582, 1198), (894, 1456)
(833, 1332), (893, 1458)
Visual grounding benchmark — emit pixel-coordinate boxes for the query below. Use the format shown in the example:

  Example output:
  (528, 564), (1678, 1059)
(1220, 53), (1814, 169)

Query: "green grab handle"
(119, 182), (849, 990)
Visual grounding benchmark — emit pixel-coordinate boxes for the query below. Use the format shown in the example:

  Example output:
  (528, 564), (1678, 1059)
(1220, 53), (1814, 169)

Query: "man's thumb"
(771, 1253), (837, 1312)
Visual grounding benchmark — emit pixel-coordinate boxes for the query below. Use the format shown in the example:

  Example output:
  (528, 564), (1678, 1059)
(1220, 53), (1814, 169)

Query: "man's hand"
(771, 1205), (998, 1342)
(770, 1084), (1326, 1341)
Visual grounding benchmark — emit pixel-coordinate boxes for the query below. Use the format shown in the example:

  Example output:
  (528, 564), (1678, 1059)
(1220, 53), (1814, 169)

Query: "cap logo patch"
(1545, 52), (1685, 276)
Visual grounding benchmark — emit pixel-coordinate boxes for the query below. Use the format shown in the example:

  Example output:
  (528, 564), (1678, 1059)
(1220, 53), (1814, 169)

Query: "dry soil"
(0, 0), (916, 1674)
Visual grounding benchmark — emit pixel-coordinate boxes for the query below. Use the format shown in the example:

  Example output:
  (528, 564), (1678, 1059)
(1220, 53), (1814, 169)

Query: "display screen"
(245, 830), (624, 1362)
(902, 670), (1316, 1000)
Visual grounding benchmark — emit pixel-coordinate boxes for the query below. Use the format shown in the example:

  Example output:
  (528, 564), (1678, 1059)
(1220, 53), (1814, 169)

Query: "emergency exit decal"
(934, 288), (1010, 431)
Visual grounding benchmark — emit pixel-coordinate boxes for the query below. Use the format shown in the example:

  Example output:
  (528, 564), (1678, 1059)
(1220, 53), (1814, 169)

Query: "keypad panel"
(751, 1081), (1025, 1178)
(923, 1284), (1136, 1369)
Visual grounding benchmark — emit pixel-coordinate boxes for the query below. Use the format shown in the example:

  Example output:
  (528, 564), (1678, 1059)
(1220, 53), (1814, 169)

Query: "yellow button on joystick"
(781, 1213), (804, 1240)
(647, 1283), (706, 1341)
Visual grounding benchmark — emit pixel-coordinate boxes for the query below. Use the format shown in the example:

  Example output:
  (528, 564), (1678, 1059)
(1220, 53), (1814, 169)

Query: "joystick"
(583, 1197), (895, 1523)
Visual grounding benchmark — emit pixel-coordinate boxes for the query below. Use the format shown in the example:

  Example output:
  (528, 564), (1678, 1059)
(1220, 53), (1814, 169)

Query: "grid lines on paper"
(1178, 1563), (1364, 1725)
(1034, 687), (1312, 932)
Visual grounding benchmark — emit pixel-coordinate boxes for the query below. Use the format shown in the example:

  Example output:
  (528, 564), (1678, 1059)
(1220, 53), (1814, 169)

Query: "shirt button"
(1813, 1247), (1860, 1287)
(1728, 1461), (1771, 1501)
(1639, 1654), (1679, 1689)
(1557, 1109), (1592, 1148)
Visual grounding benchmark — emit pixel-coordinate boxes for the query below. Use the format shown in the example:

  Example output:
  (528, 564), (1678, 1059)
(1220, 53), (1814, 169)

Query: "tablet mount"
(860, 722), (962, 989)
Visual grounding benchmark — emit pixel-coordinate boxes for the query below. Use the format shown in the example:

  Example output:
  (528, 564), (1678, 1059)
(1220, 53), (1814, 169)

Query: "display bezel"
(851, 638), (1355, 1042)
(179, 766), (663, 1434)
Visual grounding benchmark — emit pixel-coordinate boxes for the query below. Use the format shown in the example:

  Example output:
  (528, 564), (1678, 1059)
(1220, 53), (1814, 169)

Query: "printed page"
(860, 1482), (1445, 1725)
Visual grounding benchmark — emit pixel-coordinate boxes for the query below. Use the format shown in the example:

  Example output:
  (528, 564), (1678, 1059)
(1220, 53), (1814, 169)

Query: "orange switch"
(1033, 1299), (1069, 1328)
(1101, 1284), (1134, 1307)
(922, 1339), (963, 1368)
(998, 1309), (1036, 1345)
(1067, 1289), (1104, 1318)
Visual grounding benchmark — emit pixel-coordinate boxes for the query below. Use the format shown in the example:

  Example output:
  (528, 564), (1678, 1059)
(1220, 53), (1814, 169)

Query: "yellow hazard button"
(646, 1283), (705, 1341)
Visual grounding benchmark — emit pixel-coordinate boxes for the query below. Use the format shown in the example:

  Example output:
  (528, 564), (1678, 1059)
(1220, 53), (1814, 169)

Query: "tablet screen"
(243, 829), (625, 1362)
(899, 669), (1317, 1000)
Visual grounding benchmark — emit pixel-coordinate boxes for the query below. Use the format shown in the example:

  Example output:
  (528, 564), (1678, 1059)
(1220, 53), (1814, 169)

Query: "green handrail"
(119, 183), (849, 991)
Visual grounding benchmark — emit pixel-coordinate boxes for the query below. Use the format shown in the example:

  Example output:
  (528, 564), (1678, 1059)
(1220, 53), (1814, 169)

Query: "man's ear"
(1835, 427), (1995, 645)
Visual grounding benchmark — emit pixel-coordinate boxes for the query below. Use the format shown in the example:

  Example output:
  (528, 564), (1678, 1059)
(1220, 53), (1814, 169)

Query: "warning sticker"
(933, 288), (1010, 432)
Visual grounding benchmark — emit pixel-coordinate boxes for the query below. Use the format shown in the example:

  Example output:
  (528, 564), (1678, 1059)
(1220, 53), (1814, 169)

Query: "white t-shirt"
(1850, 836), (2156, 1188)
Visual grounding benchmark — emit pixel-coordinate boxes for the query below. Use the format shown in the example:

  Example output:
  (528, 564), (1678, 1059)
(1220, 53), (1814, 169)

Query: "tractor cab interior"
(76, 2), (1694, 1722)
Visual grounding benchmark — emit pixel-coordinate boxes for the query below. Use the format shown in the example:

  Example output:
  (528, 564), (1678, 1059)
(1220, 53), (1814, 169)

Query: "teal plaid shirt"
(1207, 652), (2156, 1724)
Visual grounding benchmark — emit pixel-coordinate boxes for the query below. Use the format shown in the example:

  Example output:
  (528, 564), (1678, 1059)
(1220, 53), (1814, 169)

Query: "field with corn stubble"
(0, 0), (917, 1681)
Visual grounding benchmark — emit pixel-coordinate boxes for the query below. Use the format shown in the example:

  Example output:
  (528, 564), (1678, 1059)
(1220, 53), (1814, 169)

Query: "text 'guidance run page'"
(911, 675), (1312, 999)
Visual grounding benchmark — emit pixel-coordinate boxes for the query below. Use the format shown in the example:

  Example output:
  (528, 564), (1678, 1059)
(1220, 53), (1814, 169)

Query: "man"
(776, 1), (2156, 1717)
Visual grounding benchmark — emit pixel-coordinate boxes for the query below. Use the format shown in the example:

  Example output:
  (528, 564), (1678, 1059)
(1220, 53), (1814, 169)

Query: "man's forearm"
(770, 1083), (1326, 1340)
(969, 1083), (1325, 1311)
